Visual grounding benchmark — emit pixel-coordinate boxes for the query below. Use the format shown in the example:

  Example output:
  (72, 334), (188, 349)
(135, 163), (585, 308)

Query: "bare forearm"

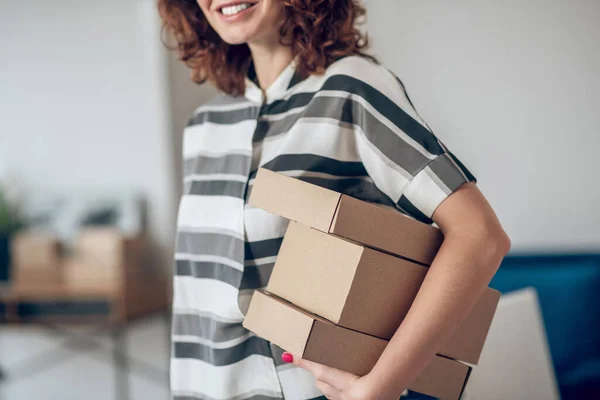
(364, 229), (509, 394)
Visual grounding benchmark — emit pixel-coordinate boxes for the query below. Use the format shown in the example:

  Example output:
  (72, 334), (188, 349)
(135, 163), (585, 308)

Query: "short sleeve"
(329, 57), (476, 224)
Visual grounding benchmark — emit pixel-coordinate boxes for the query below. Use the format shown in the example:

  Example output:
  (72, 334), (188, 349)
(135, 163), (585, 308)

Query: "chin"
(218, 29), (256, 45)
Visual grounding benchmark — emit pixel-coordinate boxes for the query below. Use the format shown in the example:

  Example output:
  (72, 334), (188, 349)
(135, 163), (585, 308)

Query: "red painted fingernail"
(282, 352), (294, 363)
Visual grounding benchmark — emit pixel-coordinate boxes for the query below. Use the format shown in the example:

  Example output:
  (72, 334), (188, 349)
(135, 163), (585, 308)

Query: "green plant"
(0, 189), (21, 235)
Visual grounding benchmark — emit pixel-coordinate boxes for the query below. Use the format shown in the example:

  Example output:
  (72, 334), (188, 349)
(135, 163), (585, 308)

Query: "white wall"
(366, 0), (600, 252)
(0, 0), (176, 266)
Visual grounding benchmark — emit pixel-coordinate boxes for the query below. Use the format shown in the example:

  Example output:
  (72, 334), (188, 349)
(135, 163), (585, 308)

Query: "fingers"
(281, 352), (359, 391)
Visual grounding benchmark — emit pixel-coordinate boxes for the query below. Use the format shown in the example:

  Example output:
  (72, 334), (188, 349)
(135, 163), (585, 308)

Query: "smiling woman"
(159, 1), (509, 400)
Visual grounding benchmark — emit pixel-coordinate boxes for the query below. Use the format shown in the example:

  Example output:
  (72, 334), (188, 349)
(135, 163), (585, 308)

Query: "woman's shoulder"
(325, 55), (389, 79)
(319, 55), (416, 115)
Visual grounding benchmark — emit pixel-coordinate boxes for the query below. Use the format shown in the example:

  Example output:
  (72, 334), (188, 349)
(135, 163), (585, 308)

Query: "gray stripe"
(174, 336), (272, 366)
(172, 309), (243, 324)
(205, 93), (252, 108)
(174, 389), (282, 400)
(188, 106), (258, 126)
(239, 263), (275, 290)
(177, 231), (244, 260)
(184, 154), (250, 177)
(172, 313), (248, 342)
(428, 153), (470, 193)
(184, 180), (247, 198)
(260, 97), (431, 175)
(175, 259), (242, 287)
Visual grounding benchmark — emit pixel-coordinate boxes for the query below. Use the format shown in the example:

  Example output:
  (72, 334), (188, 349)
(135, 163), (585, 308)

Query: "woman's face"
(197, 0), (285, 45)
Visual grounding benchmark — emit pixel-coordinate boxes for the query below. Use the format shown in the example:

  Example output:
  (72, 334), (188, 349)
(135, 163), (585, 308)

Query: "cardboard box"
(63, 257), (121, 291)
(75, 228), (146, 273)
(249, 168), (443, 265)
(64, 230), (148, 291)
(11, 232), (61, 271)
(244, 290), (471, 400)
(268, 222), (500, 364)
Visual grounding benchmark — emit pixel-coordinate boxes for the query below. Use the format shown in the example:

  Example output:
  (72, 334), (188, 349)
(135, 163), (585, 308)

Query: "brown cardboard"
(63, 257), (121, 290)
(268, 221), (426, 339)
(249, 168), (443, 265)
(244, 290), (471, 400)
(11, 232), (61, 271)
(64, 230), (148, 290)
(268, 222), (499, 364)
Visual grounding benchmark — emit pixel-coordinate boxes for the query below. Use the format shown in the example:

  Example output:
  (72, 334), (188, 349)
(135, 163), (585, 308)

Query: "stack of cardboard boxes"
(11, 228), (147, 293)
(243, 169), (500, 400)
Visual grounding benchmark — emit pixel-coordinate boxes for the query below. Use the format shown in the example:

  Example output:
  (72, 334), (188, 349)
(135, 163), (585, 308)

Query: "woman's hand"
(283, 352), (403, 400)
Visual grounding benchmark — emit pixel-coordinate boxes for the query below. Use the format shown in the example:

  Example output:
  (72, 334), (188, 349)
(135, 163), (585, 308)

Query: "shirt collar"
(244, 57), (303, 104)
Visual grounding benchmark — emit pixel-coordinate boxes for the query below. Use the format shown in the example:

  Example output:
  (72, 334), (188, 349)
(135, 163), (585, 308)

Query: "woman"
(159, 1), (510, 399)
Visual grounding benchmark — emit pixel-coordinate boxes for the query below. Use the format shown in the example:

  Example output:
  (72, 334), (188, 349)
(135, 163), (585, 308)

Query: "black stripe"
(172, 313), (248, 342)
(239, 263), (275, 290)
(185, 180), (246, 198)
(263, 74), (444, 156)
(258, 96), (435, 174)
(322, 75), (445, 156)
(174, 336), (272, 366)
(253, 154), (368, 179)
(449, 151), (477, 183)
(263, 92), (314, 115)
(175, 395), (282, 400)
(176, 260), (242, 288)
(295, 176), (395, 207)
(177, 231), (244, 261)
(397, 195), (433, 225)
(183, 154), (250, 176)
(244, 238), (283, 260)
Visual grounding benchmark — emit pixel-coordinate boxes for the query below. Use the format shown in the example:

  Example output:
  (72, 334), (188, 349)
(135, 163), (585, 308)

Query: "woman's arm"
(288, 182), (510, 399)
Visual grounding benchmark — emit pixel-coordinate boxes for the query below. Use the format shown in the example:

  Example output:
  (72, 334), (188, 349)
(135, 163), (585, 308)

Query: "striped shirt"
(171, 55), (476, 400)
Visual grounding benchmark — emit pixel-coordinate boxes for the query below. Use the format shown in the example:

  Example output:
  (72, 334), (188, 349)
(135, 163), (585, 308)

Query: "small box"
(75, 229), (146, 274)
(249, 168), (442, 265)
(11, 232), (61, 271)
(11, 232), (63, 286)
(244, 290), (471, 400)
(268, 222), (500, 364)
(63, 257), (121, 291)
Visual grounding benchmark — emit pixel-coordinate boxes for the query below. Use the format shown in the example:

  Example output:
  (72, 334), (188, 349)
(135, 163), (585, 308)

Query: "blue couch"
(490, 254), (600, 399)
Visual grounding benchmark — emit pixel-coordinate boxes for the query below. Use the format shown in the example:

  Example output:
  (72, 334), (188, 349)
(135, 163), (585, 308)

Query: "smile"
(219, 2), (257, 16)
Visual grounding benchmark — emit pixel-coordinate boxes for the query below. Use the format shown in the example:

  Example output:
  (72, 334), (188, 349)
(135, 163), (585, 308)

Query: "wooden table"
(0, 276), (170, 400)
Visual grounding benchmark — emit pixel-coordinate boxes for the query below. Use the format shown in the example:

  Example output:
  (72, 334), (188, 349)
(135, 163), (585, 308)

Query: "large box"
(244, 290), (471, 400)
(249, 168), (442, 265)
(268, 222), (500, 364)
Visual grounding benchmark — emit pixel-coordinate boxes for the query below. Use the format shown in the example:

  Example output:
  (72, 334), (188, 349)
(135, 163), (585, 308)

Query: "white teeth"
(221, 3), (252, 16)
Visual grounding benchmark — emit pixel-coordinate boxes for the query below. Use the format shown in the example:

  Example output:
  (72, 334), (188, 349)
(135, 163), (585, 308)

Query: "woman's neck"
(248, 39), (294, 91)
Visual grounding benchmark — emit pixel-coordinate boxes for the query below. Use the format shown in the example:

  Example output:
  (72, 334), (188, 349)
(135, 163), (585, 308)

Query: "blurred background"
(0, 0), (598, 399)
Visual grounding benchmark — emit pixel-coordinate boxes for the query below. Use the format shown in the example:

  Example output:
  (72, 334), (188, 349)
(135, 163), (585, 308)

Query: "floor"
(0, 315), (171, 400)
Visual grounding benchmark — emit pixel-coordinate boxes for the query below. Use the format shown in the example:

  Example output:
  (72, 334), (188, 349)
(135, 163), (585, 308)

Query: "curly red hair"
(158, 0), (374, 96)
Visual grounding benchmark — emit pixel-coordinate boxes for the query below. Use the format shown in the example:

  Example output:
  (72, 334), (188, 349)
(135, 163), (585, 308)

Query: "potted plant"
(0, 178), (23, 282)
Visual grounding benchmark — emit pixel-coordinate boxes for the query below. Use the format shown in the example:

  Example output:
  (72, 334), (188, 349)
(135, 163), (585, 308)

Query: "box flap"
(242, 290), (315, 356)
(248, 169), (341, 232)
